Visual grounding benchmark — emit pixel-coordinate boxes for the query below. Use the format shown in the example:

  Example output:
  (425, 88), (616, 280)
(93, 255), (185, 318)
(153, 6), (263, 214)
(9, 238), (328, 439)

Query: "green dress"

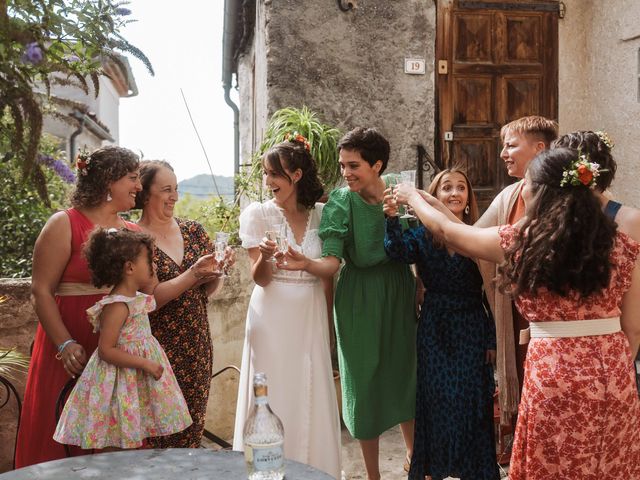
(319, 182), (417, 439)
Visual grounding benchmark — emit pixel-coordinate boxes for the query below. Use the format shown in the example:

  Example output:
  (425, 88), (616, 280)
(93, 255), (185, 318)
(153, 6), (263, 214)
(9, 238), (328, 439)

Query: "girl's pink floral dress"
(53, 293), (192, 448)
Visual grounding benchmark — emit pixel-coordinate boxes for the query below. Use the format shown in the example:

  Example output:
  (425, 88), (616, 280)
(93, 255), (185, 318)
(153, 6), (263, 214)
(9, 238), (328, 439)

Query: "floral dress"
(146, 218), (214, 448)
(500, 225), (640, 479)
(53, 293), (192, 448)
(385, 218), (499, 480)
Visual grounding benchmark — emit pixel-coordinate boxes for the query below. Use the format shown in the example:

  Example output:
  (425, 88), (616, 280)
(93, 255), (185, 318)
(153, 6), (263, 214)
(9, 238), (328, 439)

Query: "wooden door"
(436, 0), (559, 209)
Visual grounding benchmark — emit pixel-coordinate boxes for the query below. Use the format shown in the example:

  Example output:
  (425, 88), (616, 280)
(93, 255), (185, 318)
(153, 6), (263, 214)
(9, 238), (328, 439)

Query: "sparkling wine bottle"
(243, 372), (285, 480)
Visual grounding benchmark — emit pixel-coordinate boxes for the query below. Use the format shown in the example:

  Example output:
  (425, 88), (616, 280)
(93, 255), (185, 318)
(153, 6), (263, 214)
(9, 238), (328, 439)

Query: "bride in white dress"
(233, 138), (342, 479)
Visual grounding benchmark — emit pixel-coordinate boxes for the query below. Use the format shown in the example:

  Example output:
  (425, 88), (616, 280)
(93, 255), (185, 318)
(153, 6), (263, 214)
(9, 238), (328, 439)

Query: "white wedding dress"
(233, 200), (341, 479)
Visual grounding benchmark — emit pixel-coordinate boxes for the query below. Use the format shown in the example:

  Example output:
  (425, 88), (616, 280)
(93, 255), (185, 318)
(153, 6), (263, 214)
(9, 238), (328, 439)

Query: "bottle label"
(251, 444), (283, 471)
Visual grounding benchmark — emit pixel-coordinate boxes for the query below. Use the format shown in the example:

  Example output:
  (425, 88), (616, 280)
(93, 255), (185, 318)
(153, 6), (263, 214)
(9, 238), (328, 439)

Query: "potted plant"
(238, 106), (343, 202)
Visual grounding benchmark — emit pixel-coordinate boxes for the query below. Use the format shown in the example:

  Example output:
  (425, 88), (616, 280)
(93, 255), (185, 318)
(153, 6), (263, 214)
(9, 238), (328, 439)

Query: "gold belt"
(55, 282), (111, 296)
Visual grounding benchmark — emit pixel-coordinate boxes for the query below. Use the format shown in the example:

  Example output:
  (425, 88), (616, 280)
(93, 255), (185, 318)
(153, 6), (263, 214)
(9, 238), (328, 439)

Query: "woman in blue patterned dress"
(384, 169), (499, 480)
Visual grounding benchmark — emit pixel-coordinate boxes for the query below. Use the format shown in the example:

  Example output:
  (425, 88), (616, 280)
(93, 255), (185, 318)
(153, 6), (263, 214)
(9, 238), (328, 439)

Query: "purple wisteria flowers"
(115, 7), (132, 15)
(37, 154), (76, 184)
(22, 43), (44, 65)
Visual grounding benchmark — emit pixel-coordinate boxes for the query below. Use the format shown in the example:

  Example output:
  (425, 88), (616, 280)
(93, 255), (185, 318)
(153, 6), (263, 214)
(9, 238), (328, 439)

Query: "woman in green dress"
(281, 127), (416, 480)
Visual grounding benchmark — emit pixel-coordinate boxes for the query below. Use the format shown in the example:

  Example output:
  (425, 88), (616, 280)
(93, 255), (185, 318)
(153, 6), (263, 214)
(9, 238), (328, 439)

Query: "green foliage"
(0, 153), (71, 278)
(0, 0), (152, 195)
(0, 345), (30, 380)
(173, 194), (241, 245)
(0, 112), (72, 277)
(263, 106), (342, 188)
(166, 107), (342, 244)
(239, 106), (343, 201)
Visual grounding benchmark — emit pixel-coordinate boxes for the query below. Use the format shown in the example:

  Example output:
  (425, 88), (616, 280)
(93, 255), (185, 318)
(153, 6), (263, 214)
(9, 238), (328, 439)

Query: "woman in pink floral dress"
(395, 147), (640, 479)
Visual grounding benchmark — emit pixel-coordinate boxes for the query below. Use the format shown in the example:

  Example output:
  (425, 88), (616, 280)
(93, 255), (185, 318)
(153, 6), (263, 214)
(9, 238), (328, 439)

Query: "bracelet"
(55, 339), (77, 359)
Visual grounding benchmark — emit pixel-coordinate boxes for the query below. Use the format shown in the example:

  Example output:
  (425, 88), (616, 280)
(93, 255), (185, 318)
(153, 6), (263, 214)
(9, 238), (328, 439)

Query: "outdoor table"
(0, 449), (334, 479)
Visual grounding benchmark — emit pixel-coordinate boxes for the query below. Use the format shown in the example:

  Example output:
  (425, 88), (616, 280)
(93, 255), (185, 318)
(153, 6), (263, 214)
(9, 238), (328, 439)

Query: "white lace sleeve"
(239, 202), (267, 249)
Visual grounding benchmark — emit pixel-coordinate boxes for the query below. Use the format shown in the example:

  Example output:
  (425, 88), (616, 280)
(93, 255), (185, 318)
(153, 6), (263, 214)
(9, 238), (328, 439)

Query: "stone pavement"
(205, 424), (509, 479)
(340, 425), (509, 480)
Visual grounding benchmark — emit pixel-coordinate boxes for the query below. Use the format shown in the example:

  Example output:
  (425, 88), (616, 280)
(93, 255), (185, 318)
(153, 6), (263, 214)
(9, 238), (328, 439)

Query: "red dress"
(500, 226), (640, 479)
(15, 209), (138, 468)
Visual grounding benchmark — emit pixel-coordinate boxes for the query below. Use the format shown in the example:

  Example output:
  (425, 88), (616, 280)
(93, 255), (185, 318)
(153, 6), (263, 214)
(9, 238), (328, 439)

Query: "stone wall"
(559, 0), (640, 207)
(238, 0), (436, 174)
(0, 249), (252, 473)
(0, 279), (35, 473)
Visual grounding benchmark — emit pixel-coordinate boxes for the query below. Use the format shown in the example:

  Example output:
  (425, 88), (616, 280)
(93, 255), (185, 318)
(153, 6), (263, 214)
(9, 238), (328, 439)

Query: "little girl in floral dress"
(54, 227), (192, 449)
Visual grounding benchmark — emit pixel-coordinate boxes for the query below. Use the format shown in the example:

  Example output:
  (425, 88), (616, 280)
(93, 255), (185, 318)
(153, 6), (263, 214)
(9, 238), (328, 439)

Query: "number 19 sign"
(404, 58), (426, 75)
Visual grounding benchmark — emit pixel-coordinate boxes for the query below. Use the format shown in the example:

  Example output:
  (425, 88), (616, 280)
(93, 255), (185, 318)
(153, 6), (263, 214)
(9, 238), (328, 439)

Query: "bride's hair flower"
(284, 131), (311, 152)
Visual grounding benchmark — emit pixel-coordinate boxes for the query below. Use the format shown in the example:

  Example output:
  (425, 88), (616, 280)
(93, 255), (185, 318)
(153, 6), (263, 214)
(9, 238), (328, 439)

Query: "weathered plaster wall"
(0, 251), (252, 472)
(239, 0), (436, 174)
(203, 251), (253, 441)
(238, 0), (270, 172)
(559, 0), (640, 207)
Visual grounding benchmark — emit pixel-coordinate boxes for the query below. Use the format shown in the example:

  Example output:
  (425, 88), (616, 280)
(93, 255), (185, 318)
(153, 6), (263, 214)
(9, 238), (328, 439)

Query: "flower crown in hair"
(75, 149), (91, 175)
(560, 153), (605, 189)
(594, 130), (614, 150)
(284, 131), (311, 152)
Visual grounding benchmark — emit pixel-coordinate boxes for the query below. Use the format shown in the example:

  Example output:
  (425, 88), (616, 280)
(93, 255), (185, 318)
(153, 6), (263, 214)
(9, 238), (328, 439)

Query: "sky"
(118, 0), (237, 182)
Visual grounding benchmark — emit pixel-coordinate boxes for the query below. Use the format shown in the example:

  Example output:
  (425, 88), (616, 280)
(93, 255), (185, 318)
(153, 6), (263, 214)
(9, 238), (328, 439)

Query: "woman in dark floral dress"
(384, 169), (499, 480)
(136, 160), (234, 447)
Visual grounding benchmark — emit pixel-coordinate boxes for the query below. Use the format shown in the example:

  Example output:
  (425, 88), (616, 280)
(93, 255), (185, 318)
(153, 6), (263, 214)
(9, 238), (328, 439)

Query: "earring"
(464, 204), (470, 215)
(106, 191), (113, 202)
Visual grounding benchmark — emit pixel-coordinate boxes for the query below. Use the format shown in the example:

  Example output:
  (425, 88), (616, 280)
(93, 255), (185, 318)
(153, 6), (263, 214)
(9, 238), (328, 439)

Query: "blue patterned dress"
(384, 217), (499, 480)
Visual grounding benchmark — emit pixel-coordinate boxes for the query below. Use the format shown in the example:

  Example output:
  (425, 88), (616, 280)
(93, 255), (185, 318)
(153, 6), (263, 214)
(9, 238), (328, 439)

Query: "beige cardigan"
(475, 180), (523, 425)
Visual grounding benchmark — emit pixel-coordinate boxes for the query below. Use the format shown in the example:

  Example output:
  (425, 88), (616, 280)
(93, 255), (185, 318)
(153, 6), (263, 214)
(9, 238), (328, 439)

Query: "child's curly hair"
(83, 227), (155, 288)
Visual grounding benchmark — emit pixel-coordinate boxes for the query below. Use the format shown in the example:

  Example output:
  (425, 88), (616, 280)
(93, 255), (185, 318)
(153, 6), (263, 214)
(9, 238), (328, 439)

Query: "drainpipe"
(69, 111), (86, 163)
(222, 0), (241, 176)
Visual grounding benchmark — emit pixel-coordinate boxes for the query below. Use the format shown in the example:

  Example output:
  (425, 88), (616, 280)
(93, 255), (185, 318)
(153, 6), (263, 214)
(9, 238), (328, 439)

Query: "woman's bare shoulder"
(617, 205), (640, 243)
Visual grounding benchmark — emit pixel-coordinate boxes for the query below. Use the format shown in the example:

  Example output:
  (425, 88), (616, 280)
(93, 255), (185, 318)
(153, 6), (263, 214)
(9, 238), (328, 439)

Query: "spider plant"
(240, 106), (343, 200)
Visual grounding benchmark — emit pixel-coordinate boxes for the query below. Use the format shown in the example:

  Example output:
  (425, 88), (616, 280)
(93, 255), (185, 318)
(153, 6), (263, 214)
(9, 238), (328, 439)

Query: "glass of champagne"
(264, 215), (281, 263)
(387, 174), (403, 217)
(215, 232), (230, 277)
(275, 223), (289, 266)
(400, 170), (417, 220)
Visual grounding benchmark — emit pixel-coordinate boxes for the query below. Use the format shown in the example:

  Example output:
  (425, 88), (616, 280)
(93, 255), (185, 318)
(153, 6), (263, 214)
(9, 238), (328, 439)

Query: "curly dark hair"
(263, 141), (324, 209)
(498, 147), (617, 298)
(83, 227), (155, 288)
(134, 160), (175, 210)
(338, 127), (390, 174)
(552, 131), (616, 191)
(71, 146), (140, 208)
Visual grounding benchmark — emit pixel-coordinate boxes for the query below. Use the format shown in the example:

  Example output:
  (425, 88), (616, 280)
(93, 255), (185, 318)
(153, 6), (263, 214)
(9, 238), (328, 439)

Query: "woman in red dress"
(15, 147), (217, 468)
(395, 147), (640, 479)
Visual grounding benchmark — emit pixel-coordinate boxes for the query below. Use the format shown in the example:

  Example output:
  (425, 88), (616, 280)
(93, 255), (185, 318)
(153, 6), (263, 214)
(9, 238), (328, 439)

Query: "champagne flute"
(387, 174), (402, 217)
(275, 223), (289, 266)
(264, 215), (281, 263)
(400, 170), (417, 220)
(215, 232), (230, 277)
